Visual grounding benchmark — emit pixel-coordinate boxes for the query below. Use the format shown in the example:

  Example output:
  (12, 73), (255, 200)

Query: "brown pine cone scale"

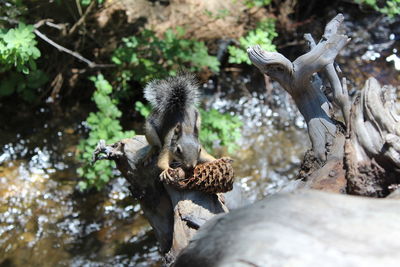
(164, 157), (234, 194)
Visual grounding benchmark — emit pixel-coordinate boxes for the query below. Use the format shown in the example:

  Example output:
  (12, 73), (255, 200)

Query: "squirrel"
(143, 73), (216, 182)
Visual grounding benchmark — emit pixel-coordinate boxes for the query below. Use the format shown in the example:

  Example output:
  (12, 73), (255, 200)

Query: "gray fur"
(144, 73), (200, 115)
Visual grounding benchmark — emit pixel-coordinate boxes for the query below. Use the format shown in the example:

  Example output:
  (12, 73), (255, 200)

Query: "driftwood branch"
(305, 14), (351, 127)
(248, 14), (350, 162)
(249, 13), (400, 197)
(93, 136), (228, 263)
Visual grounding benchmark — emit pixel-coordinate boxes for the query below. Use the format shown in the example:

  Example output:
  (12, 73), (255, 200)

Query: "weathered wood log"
(175, 190), (400, 267)
(92, 136), (228, 263)
(248, 14), (349, 163)
(248, 13), (400, 196)
(345, 78), (400, 196)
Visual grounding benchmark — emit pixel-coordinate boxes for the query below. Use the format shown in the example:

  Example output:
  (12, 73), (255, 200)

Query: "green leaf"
(228, 18), (277, 65)
(135, 101), (151, 118)
(200, 108), (243, 153)
(0, 77), (17, 96)
(78, 181), (88, 191)
(111, 26), (220, 86)
(76, 74), (136, 191)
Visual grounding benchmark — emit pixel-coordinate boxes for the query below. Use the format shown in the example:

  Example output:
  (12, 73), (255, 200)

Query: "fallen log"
(175, 190), (400, 267)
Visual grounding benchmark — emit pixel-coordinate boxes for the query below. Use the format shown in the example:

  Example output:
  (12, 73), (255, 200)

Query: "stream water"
(0, 10), (399, 267)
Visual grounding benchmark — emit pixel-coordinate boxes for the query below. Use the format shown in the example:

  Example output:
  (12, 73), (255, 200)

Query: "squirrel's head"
(170, 122), (201, 170)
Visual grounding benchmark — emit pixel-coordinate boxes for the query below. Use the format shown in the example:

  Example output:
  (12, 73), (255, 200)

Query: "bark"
(345, 78), (400, 196)
(175, 190), (400, 267)
(92, 136), (228, 263)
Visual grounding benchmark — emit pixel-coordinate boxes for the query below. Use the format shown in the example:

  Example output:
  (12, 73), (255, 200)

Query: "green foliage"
(134, 101), (151, 118)
(111, 27), (220, 87)
(76, 74), (135, 191)
(80, 0), (104, 6)
(228, 19), (277, 65)
(0, 23), (46, 101)
(199, 109), (242, 154)
(0, 0), (27, 22)
(0, 70), (48, 101)
(355, 0), (400, 17)
(0, 23), (41, 74)
(243, 0), (272, 8)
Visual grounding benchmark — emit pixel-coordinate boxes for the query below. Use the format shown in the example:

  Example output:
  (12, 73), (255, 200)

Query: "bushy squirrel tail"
(144, 73), (200, 115)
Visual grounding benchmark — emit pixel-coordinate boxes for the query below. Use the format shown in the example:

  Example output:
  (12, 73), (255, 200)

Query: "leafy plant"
(0, 0), (27, 24)
(0, 70), (48, 101)
(199, 108), (242, 154)
(111, 27), (220, 88)
(76, 74), (135, 191)
(355, 0), (400, 17)
(135, 101), (151, 118)
(228, 18), (277, 65)
(0, 23), (41, 74)
(0, 23), (47, 101)
(80, 0), (104, 6)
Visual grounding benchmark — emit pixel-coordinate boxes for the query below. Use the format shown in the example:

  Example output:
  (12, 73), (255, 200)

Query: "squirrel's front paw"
(159, 168), (174, 182)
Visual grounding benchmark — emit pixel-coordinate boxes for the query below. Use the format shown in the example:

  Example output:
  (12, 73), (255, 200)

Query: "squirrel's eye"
(176, 145), (183, 154)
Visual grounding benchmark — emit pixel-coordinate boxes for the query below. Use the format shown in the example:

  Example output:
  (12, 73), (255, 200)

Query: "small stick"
(34, 29), (113, 68)
(69, 1), (96, 35)
(1, 16), (112, 68)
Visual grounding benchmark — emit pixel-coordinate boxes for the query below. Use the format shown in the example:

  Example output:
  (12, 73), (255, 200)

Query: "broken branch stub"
(248, 13), (349, 162)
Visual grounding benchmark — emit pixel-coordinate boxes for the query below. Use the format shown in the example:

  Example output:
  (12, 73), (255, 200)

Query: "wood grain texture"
(175, 190), (400, 267)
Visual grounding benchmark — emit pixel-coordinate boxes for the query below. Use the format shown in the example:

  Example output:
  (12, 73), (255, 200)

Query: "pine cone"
(165, 157), (234, 194)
